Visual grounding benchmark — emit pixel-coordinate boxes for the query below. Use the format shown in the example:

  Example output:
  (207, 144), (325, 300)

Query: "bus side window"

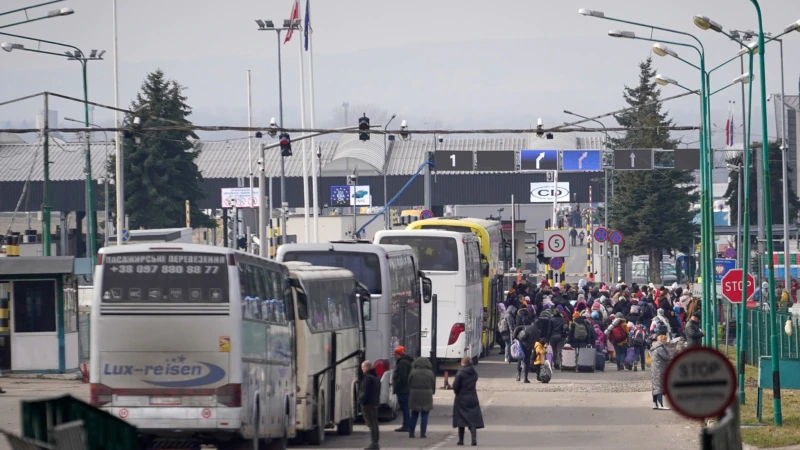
(291, 279), (309, 321)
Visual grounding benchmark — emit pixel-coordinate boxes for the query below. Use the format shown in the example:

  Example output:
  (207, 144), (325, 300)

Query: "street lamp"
(255, 17), (300, 242)
(580, 9), (717, 349)
(0, 33), (105, 268)
(383, 114), (396, 230)
(0, 6), (72, 30)
(65, 117), (111, 248)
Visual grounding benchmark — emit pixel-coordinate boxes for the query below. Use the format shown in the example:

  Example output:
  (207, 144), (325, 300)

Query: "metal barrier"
(746, 309), (800, 365)
(700, 401), (742, 450)
(78, 313), (90, 363)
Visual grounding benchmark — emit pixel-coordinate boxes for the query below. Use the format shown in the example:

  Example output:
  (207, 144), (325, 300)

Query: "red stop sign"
(721, 269), (756, 303)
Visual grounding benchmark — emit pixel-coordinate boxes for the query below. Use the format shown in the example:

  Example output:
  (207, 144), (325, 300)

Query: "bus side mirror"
(480, 254), (490, 277)
(361, 297), (372, 322)
(421, 277), (433, 304)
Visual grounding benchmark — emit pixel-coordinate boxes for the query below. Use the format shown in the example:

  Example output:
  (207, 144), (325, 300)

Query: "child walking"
(534, 338), (548, 382)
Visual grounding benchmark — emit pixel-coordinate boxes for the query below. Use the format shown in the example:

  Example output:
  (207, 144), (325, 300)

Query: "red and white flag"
(284, 0), (300, 44)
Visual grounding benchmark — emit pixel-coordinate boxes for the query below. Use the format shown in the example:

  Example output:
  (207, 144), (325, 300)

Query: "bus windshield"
(281, 251), (382, 295)
(377, 236), (459, 271)
(100, 252), (229, 303)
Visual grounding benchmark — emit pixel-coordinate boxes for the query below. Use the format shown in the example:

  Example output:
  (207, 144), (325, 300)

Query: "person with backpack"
(533, 338), (549, 382)
(605, 313), (629, 371)
(630, 323), (648, 371)
(500, 305), (517, 363)
(549, 308), (568, 370)
(568, 314), (595, 368)
(536, 308), (553, 342)
(512, 321), (540, 383)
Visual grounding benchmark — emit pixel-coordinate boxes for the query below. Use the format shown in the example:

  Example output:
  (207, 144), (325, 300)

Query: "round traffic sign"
(420, 209), (434, 219)
(664, 347), (736, 421)
(720, 269), (756, 303)
(201, 408), (212, 419)
(724, 247), (736, 259)
(550, 257), (563, 270)
(609, 230), (624, 245)
(119, 408), (129, 419)
(547, 234), (566, 254)
(593, 227), (609, 243)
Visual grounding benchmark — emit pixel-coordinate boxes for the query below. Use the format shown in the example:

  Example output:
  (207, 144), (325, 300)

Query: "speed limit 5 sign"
(544, 230), (570, 258)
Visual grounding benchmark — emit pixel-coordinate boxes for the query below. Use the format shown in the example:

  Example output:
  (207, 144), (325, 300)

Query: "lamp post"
(594, 18), (716, 344)
(256, 18), (300, 240)
(0, 33), (103, 268)
(563, 109), (610, 282)
(0, 5), (72, 29)
(65, 117), (110, 248)
(383, 114), (396, 230)
(693, 12), (800, 421)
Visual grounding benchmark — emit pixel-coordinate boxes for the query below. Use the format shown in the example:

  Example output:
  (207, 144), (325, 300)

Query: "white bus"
(276, 242), (432, 420)
(284, 262), (368, 445)
(90, 244), (295, 450)
(374, 230), (484, 370)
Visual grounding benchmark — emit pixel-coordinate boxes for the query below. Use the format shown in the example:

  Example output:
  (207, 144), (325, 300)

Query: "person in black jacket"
(359, 361), (381, 449)
(392, 346), (414, 432)
(685, 313), (705, 347)
(452, 356), (484, 446)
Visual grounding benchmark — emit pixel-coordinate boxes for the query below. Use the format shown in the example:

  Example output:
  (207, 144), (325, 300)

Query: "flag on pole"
(304, 0), (311, 51)
(728, 103), (735, 147)
(284, 0), (300, 44)
(724, 102), (731, 148)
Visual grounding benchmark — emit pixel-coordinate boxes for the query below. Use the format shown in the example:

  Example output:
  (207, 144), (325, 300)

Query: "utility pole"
(42, 92), (51, 256)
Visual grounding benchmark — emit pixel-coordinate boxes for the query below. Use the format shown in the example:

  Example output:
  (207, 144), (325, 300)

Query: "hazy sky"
(1, 0), (799, 146)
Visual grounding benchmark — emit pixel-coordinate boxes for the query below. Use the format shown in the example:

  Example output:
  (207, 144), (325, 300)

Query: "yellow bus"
(406, 217), (504, 356)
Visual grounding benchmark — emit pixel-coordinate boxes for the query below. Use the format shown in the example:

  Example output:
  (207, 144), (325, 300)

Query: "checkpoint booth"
(0, 256), (90, 373)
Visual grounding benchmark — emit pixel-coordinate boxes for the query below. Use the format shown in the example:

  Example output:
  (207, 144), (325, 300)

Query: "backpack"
(499, 316), (509, 333)
(632, 327), (646, 347)
(573, 322), (588, 341)
(610, 324), (627, 344)
(517, 328), (528, 343)
(510, 340), (521, 359)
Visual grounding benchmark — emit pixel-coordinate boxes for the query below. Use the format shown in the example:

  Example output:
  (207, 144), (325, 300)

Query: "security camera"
(132, 116), (142, 129)
(268, 117), (278, 138)
(255, 131), (263, 139)
(438, 137), (443, 144)
(399, 120), (410, 141)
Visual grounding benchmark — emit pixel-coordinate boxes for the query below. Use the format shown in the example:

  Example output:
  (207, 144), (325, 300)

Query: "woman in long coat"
(650, 332), (671, 410)
(452, 356), (484, 446)
(407, 357), (435, 438)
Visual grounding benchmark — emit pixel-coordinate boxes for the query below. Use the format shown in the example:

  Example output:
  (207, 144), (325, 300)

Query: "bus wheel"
(306, 399), (326, 445)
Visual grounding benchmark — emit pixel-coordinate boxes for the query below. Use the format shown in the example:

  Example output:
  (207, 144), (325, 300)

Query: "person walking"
(512, 321), (539, 383)
(569, 227), (578, 246)
(685, 312), (704, 347)
(578, 230), (585, 246)
(452, 356), (484, 446)
(650, 332), (671, 410)
(606, 313), (629, 371)
(391, 345), (413, 433)
(549, 308), (568, 370)
(359, 360), (381, 449)
(407, 357), (435, 439)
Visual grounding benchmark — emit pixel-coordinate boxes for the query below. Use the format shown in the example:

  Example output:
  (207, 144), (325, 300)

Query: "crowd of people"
(497, 278), (704, 382)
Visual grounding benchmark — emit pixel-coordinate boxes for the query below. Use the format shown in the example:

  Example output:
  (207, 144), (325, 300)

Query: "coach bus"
(374, 230), (483, 369)
(284, 262), (368, 445)
(276, 242), (432, 420)
(90, 244), (295, 450)
(407, 217), (504, 357)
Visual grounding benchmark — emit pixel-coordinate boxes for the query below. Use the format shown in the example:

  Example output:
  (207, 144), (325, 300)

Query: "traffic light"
(279, 132), (292, 157)
(536, 240), (551, 265)
(358, 114), (370, 142)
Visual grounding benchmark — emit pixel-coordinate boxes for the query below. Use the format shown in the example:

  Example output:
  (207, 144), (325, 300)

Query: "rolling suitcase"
(595, 349), (606, 372)
(576, 345), (596, 373)
(560, 345), (576, 372)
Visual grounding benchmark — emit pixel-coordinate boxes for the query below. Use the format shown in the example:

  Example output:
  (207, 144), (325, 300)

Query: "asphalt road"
(0, 354), (700, 449)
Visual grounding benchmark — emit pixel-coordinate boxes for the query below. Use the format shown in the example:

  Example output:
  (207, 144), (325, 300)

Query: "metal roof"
(0, 139), (113, 182)
(0, 133), (610, 182)
(0, 256), (75, 275)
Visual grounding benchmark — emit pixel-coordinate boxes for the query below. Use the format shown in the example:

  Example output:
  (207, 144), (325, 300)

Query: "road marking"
(429, 393), (496, 449)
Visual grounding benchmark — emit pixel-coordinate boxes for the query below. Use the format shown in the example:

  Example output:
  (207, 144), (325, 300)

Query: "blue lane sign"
(550, 257), (563, 270)
(714, 258), (736, 284)
(121, 229), (130, 243)
(562, 150), (602, 171)
(520, 149), (558, 171)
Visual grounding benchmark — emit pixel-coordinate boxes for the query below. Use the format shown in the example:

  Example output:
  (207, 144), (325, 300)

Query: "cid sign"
(720, 269), (755, 304)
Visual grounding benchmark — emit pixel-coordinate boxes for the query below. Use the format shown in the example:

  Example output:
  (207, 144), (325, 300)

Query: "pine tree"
(608, 57), (700, 284)
(724, 141), (800, 226)
(109, 70), (213, 229)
